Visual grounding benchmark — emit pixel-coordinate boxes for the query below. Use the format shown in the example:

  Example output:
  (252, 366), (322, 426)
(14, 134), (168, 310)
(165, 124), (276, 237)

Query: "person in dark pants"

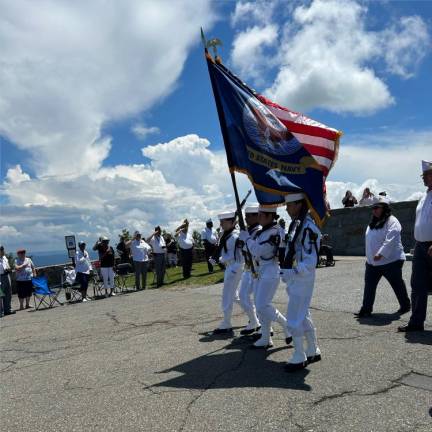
(319, 234), (334, 266)
(356, 197), (410, 318)
(399, 160), (432, 332)
(175, 219), (194, 279)
(0, 246), (15, 315)
(202, 219), (217, 273)
(147, 226), (167, 287)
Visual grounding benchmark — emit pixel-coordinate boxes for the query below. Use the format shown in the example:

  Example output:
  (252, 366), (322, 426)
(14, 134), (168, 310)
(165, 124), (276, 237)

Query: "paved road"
(1, 258), (431, 432)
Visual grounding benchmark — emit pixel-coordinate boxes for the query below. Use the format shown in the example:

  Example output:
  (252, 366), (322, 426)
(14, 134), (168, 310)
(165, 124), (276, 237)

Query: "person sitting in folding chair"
(32, 275), (63, 310)
(75, 241), (93, 302)
(63, 266), (81, 303)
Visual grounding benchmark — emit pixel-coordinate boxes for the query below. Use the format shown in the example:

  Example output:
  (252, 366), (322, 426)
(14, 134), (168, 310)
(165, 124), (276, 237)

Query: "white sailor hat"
(285, 193), (305, 203)
(218, 211), (236, 220)
(422, 160), (432, 174)
(244, 204), (259, 214)
(372, 196), (390, 207)
(258, 205), (278, 213)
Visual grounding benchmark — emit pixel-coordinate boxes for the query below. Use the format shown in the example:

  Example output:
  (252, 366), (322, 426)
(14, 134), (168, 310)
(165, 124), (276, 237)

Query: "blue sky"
(1, 0), (431, 251)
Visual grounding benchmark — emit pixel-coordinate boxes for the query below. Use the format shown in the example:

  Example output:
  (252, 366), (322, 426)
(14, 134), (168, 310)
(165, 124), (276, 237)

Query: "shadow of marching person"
(355, 312), (402, 327)
(149, 337), (311, 393)
(403, 330), (432, 346)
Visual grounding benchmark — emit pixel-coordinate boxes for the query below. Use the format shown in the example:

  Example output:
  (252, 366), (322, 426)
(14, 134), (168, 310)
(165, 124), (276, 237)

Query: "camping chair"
(90, 261), (104, 298)
(114, 262), (133, 292)
(62, 267), (82, 303)
(32, 276), (63, 310)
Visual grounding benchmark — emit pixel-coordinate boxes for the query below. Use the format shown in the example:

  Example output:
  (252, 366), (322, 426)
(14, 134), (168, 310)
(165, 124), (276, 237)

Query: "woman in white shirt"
(75, 241), (92, 301)
(356, 197), (410, 317)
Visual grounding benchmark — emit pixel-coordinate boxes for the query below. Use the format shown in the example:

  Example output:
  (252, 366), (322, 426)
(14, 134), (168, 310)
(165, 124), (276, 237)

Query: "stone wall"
(323, 200), (418, 256)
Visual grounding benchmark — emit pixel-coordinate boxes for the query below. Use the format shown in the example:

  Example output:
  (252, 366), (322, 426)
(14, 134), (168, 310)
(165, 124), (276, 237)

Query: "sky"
(0, 0), (431, 252)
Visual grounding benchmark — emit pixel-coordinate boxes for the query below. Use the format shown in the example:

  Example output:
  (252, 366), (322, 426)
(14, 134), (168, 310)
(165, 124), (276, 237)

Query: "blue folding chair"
(32, 276), (63, 310)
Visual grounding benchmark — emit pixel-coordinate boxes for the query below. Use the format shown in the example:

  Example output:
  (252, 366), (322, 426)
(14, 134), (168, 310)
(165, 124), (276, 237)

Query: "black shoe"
(396, 305), (411, 315)
(249, 333), (262, 342)
(284, 361), (307, 372)
(240, 326), (261, 336)
(355, 309), (372, 318)
(285, 336), (293, 345)
(4, 310), (16, 315)
(397, 323), (424, 332)
(213, 328), (233, 335)
(307, 354), (322, 364)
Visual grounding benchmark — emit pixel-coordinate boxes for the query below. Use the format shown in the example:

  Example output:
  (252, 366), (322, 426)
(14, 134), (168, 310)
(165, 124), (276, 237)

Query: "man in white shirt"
(202, 219), (217, 273)
(399, 160), (432, 332)
(147, 226), (167, 287)
(126, 231), (152, 290)
(0, 246), (15, 315)
(175, 219), (194, 279)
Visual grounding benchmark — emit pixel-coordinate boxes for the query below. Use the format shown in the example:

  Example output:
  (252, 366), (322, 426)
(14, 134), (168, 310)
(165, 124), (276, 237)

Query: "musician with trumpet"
(175, 219), (194, 279)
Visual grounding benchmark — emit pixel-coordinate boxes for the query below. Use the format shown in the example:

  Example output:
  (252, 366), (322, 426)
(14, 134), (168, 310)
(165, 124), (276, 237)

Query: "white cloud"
(131, 124), (160, 140)
(230, 0), (430, 114)
(231, 0), (277, 26)
(0, 0), (214, 176)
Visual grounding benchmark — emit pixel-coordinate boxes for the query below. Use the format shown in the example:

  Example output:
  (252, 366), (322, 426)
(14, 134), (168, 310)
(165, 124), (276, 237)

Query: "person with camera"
(93, 237), (116, 297)
(147, 226), (167, 288)
(0, 246), (15, 315)
(75, 241), (93, 302)
(15, 249), (37, 310)
(175, 219), (194, 279)
(126, 231), (152, 290)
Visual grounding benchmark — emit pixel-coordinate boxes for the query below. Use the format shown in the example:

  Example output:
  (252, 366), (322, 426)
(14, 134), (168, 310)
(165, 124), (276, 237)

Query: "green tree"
(192, 230), (202, 248)
(119, 228), (131, 241)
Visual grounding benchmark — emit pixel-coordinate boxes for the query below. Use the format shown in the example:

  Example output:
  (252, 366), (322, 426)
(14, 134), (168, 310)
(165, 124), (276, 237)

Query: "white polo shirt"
(414, 190), (432, 242)
(150, 235), (166, 254)
(177, 231), (194, 250)
(131, 239), (152, 262)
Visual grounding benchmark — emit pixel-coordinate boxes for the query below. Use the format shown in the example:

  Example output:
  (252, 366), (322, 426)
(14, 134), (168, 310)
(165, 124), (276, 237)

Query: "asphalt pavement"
(1, 257), (431, 432)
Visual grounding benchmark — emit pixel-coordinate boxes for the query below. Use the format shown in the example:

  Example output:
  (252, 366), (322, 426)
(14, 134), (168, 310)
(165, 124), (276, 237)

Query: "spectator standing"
(127, 231), (152, 290)
(201, 219), (217, 273)
(93, 237), (116, 297)
(358, 188), (378, 207)
(147, 226), (167, 288)
(0, 246), (15, 315)
(356, 197), (410, 317)
(165, 234), (178, 267)
(116, 236), (130, 264)
(75, 241), (92, 301)
(342, 190), (358, 208)
(319, 234), (334, 266)
(175, 219), (194, 279)
(398, 160), (432, 332)
(14, 249), (36, 310)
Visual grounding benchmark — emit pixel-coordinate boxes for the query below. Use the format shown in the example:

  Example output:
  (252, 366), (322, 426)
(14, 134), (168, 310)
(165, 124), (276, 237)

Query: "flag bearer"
(281, 193), (321, 372)
(212, 211), (244, 334)
(238, 205), (261, 335)
(239, 206), (291, 348)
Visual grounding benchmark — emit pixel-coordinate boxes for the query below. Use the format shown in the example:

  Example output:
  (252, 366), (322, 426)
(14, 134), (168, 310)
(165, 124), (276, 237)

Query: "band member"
(212, 211), (244, 334)
(398, 160), (432, 332)
(239, 206), (291, 348)
(280, 193), (321, 372)
(238, 205), (261, 335)
(147, 226), (167, 287)
(202, 219), (218, 273)
(175, 219), (194, 279)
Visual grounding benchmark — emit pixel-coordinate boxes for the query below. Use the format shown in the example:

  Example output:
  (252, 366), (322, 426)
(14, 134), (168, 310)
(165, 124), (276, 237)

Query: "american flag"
(256, 95), (341, 178)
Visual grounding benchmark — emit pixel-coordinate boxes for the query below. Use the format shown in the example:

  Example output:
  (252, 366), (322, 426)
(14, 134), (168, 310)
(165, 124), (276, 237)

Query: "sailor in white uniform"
(239, 206), (292, 348)
(280, 193), (321, 372)
(212, 211), (244, 334)
(238, 205), (261, 335)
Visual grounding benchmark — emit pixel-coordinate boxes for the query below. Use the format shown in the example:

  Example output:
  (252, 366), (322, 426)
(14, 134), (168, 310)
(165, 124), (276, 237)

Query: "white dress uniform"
(241, 207), (290, 348)
(281, 199), (321, 370)
(215, 212), (244, 332)
(238, 218), (261, 333)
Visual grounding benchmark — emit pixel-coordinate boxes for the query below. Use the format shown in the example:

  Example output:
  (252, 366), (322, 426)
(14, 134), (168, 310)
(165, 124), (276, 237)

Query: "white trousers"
(100, 267), (115, 290)
(285, 275), (315, 337)
(220, 264), (243, 327)
(238, 271), (260, 326)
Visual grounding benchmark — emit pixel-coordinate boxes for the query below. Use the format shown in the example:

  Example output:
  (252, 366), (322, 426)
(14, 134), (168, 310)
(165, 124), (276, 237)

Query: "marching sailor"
(212, 211), (244, 334)
(239, 206), (292, 348)
(281, 193), (321, 372)
(238, 205), (261, 335)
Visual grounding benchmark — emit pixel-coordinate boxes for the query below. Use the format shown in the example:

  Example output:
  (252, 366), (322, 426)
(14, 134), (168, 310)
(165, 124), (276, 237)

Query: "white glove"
(208, 258), (217, 266)
(280, 269), (295, 283)
(239, 230), (250, 242)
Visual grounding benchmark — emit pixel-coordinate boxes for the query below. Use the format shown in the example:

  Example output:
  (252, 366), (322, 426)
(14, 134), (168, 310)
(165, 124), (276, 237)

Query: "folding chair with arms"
(32, 276), (63, 310)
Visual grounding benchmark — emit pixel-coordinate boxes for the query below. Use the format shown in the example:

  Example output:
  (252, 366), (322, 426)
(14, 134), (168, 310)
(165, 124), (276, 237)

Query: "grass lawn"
(120, 261), (225, 290)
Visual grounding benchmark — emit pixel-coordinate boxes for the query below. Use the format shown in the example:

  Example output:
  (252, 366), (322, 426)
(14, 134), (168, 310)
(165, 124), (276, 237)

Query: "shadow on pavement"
(356, 312), (401, 327)
(404, 330), (432, 346)
(152, 337), (311, 391)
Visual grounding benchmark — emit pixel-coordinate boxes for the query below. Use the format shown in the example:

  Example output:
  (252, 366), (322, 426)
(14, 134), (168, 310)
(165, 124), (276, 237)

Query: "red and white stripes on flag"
(257, 95), (341, 177)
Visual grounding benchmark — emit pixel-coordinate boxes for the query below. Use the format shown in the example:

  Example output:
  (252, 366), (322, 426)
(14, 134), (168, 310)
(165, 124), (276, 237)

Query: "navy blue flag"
(205, 53), (341, 227)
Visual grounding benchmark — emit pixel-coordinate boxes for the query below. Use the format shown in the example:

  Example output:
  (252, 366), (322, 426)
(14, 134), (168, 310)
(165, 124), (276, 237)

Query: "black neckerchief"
(257, 221), (277, 236)
(248, 223), (259, 234)
(219, 227), (235, 253)
(281, 208), (308, 269)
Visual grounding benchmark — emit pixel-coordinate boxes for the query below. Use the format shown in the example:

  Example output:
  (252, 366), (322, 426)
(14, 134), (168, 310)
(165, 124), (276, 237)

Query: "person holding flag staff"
(238, 205), (261, 336)
(280, 193), (321, 372)
(239, 206), (292, 349)
(211, 211), (244, 334)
